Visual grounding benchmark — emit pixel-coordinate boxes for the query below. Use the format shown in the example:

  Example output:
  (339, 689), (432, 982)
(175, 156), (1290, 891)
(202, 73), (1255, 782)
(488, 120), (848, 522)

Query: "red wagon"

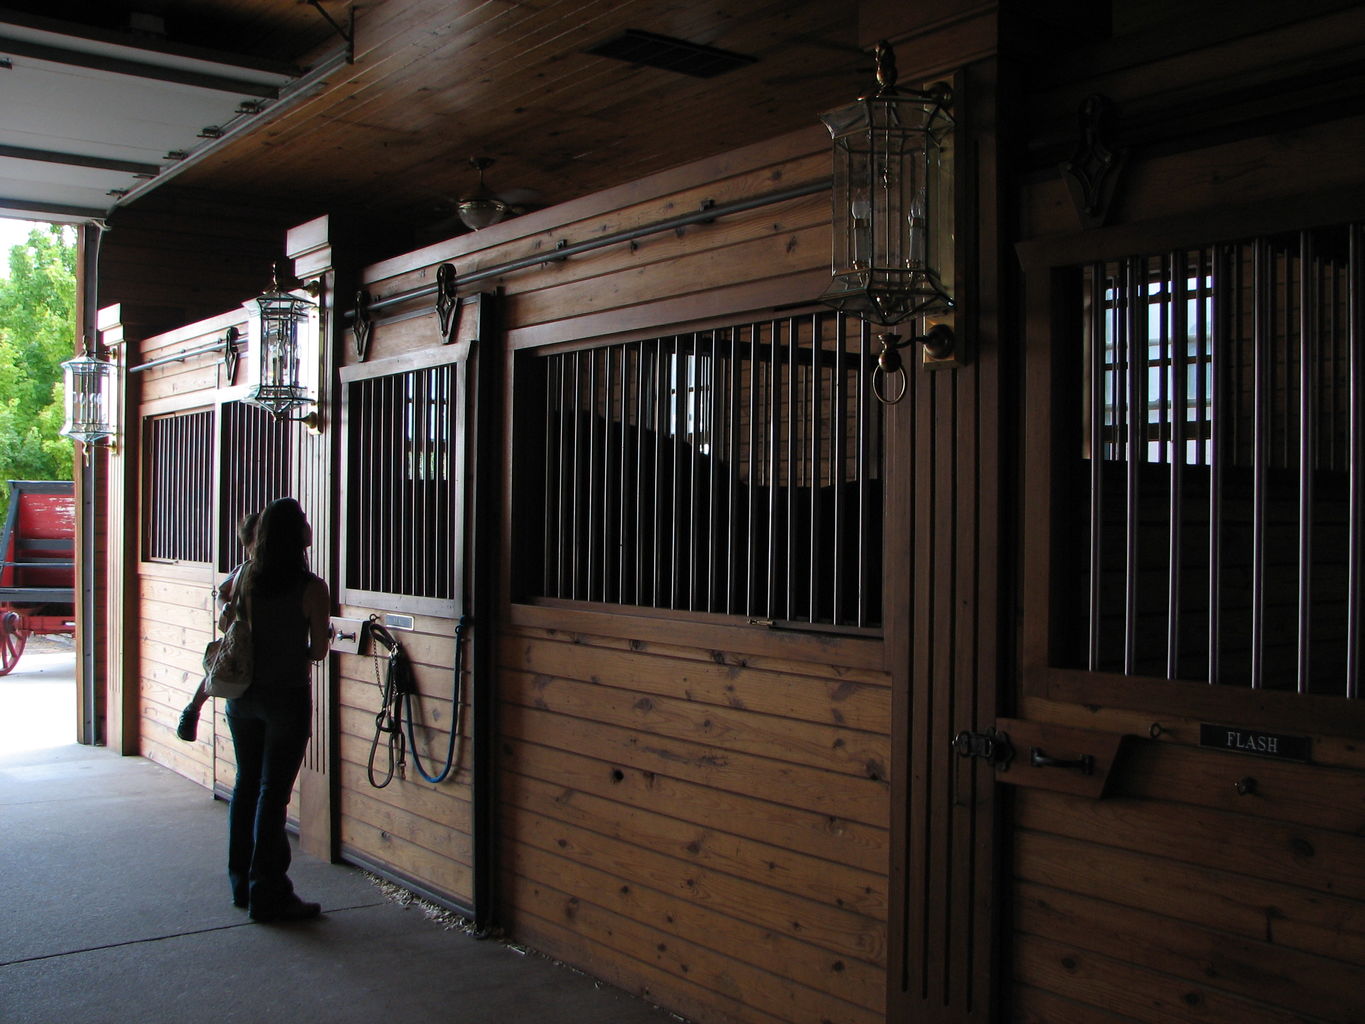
(0, 480), (75, 674)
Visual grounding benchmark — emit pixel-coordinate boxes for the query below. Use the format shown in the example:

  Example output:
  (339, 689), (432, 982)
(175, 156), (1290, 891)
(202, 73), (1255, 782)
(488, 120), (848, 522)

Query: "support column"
(285, 215), (353, 862)
(96, 304), (140, 755)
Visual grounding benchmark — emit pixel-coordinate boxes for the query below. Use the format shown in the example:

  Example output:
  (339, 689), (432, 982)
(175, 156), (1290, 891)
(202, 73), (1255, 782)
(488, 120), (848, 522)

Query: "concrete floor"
(0, 644), (680, 1024)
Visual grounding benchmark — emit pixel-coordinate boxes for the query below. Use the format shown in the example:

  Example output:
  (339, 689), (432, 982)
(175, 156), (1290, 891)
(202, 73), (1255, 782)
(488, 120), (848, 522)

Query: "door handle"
(1029, 746), (1094, 775)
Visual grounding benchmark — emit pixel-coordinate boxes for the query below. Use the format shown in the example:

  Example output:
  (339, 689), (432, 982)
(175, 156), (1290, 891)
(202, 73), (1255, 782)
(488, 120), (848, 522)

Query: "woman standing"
(226, 497), (330, 922)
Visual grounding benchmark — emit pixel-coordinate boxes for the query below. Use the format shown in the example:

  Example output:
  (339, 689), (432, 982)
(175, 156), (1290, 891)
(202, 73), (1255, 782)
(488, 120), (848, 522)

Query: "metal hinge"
(952, 727), (1014, 771)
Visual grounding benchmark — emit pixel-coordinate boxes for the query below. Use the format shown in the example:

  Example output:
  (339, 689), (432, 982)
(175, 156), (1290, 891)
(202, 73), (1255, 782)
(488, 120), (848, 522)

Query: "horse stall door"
(1012, 228), (1365, 1023)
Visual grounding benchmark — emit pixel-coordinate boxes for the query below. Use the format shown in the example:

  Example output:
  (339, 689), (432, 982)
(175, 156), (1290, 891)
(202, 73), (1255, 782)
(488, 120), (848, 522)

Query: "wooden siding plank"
(505, 223), (828, 330)
(1015, 933), (1341, 1024)
(1014, 830), (1365, 965)
(339, 785), (473, 869)
(504, 844), (883, 1024)
(138, 712), (213, 789)
(503, 894), (795, 1024)
(507, 767), (885, 918)
(1016, 788), (1365, 898)
(339, 817), (472, 902)
(503, 632), (891, 731)
(1112, 739), (1365, 834)
(505, 603), (886, 670)
(501, 734), (886, 874)
(509, 623), (891, 685)
(506, 835), (884, 1014)
(1012, 983), (1148, 1024)
(502, 677), (895, 797)
(1014, 880), (1365, 1023)
(502, 800), (885, 968)
(336, 758), (473, 829)
(501, 699), (888, 828)
(501, 668), (888, 778)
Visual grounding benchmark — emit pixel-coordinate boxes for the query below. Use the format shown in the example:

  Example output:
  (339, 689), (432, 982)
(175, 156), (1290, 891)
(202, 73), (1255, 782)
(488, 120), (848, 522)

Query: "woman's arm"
(303, 575), (331, 661)
(215, 569), (238, 632)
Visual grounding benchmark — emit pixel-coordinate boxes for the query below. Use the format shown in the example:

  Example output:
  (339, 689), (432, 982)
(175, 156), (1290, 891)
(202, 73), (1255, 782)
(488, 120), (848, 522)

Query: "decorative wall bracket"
(871, 316), (961, 404)
(222, 326), (241, 384)
(436, 263), (461, 343)
(353, 289), (373, 361)
(1060, 94), (1127, 229)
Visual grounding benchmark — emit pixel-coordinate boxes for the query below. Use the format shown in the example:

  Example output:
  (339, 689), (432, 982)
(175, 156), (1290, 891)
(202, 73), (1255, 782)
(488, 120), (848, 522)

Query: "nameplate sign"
(1199, 724), (1310, 762)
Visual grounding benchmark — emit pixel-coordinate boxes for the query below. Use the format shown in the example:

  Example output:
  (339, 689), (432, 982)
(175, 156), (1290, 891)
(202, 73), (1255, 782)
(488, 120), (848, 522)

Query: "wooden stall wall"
(126, 310), (246, 788)
(331, 268), (480, 909)
(334, 126), (892, 1023)
(493, 138), (891, 1024)
(1010, 8), (1365, 1022)
(109, 217), (342, 855)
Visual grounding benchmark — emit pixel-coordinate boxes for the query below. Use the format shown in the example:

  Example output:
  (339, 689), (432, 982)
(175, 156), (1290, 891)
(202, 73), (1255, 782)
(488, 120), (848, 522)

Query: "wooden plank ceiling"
(1, 0), (869, 247)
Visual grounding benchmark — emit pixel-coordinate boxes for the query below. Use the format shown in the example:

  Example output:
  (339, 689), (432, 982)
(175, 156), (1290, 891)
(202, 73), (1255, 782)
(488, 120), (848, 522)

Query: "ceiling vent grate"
(585, 29), (757, 78)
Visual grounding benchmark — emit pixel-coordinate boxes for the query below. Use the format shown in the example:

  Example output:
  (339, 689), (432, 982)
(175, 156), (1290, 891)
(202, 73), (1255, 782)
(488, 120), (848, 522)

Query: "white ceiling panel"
(0, 20), (299, 221)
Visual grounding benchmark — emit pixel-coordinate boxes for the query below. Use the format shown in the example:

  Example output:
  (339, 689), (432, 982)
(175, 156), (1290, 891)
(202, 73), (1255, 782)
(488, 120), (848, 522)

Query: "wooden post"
(96, 304), (141, 755)
(286, 215), (351, 862)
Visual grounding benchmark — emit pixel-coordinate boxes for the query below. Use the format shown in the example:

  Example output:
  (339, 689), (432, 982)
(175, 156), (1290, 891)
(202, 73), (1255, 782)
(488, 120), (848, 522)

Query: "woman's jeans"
(226, 685), (312, 913)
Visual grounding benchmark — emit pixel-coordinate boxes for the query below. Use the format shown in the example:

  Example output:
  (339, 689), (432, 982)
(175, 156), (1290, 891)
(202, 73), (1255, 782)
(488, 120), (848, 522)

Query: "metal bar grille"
(144, 410), (213, 562)
(347, 364), (458, 599)
(1078, 224), (1363, 695)
(219, 402), (292, 569)
(526, 312), (884, 628)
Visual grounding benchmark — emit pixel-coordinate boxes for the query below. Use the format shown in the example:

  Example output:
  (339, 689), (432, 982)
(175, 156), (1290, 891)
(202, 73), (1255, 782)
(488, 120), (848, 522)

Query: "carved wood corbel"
(1060, 94), (1127, 229)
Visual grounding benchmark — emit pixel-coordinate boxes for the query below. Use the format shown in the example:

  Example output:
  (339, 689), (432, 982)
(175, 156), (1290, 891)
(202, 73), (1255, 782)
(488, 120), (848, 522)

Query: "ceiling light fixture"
(457, 157), (510, 231)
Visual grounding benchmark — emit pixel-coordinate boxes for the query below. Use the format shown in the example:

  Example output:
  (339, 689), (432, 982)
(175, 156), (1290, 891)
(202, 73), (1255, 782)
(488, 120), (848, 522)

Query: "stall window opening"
(513, 311), (884, 630)
(346, 363), (458, 601)
(1069, 226), (1362, 696)
(218, 401), (292, 571)
(143, 409), (213, 563)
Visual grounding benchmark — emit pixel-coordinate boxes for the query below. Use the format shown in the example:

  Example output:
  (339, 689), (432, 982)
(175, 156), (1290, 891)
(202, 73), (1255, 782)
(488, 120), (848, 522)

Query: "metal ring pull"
(873, 333), (908, 405)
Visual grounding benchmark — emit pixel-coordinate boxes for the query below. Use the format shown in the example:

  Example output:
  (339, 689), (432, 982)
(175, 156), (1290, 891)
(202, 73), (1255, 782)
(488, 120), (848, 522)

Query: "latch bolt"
(953, 728), (1014, 771)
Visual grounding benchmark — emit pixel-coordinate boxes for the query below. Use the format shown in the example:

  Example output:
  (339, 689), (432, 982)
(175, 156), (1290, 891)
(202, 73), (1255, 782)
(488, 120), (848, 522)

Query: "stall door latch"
(952, 728), (1014, 772)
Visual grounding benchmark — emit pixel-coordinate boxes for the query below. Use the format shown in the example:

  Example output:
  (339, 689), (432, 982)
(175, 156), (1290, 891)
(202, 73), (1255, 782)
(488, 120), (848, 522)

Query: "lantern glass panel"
(820, 89), (954, 327)
(248, 289), (314, 417)
(60, 352), (117, 444)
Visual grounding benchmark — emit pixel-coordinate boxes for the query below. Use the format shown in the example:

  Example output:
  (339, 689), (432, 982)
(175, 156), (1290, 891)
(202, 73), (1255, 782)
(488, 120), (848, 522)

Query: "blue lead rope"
(403, 616), (467, 784)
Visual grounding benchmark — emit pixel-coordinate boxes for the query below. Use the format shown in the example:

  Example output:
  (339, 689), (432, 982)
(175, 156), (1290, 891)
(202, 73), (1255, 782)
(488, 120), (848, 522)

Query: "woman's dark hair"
(241, 498), (310, 598)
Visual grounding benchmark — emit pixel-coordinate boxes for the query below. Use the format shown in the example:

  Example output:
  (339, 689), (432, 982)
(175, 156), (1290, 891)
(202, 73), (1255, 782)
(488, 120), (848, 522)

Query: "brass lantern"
(246, 265), (317, 422)
(820, 42), (958, 396)
(60, 343), (118, 450)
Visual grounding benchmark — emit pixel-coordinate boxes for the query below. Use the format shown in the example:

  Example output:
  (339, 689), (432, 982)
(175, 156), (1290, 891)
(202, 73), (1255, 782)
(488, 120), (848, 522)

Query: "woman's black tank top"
(248, 573), (314, 689)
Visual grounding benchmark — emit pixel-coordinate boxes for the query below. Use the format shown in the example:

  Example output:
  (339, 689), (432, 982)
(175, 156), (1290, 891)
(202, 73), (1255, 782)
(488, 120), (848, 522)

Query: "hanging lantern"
(246, 264), (317, 422)
(60, 343), (118, 448)
(819, 42), (958, 385)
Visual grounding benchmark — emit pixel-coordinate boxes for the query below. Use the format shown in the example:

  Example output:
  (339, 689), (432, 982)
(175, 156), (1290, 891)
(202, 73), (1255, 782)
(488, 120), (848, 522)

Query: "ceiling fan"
(453, 157), (541, 231)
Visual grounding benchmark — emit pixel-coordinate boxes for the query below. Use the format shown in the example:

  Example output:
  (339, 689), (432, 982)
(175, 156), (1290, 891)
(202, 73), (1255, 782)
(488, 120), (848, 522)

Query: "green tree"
(0, 225), (76, 521)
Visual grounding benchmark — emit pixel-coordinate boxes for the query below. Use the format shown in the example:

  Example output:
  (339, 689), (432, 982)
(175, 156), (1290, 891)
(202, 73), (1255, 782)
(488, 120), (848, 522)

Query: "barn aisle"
(0, 649), (678, 1024)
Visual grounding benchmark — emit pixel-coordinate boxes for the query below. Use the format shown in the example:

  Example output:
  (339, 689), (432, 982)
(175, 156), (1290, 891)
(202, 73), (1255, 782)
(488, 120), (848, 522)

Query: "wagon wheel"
(0, 611), (27, 676)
